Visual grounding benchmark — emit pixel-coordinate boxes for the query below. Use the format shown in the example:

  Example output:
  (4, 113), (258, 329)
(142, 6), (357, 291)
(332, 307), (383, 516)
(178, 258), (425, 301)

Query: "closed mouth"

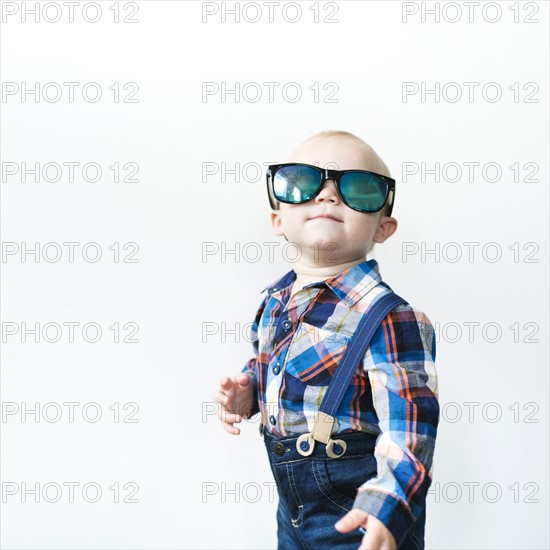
(308, 214), (342, 222)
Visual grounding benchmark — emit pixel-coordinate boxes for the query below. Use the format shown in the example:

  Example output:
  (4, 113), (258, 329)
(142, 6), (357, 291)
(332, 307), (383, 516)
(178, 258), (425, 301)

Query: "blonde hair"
(302, 130), (390, 172)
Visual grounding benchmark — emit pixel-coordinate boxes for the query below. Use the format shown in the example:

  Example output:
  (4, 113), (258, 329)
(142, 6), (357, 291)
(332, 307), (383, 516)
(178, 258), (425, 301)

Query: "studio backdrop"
(1, 1), (548, 549)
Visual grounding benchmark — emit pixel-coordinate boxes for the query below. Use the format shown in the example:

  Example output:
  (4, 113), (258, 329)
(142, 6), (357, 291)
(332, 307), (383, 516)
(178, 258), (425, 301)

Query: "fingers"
(213, 390), (230, 409)
(220, 376), (233, 390)
(335, 509), (368, 533)
(219, 376), (237, 399)
(214, 375), (251, 415)
(214, 374), (254, 435)
(236, 374), (251, 387)
(356, 515), (397, 550)
(213, 393), (243, 423)
(214, 378), (242, 435)
(220, 412), (242, 425)
(215, 400), (243, 435)
(222, 419), (242, 435)
(214, 377), (236, 409)
(358, 533), (395, 550)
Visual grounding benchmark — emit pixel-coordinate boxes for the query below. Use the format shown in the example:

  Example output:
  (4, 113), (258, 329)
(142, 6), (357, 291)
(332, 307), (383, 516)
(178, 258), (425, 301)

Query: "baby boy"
(214, 131), (439, 550)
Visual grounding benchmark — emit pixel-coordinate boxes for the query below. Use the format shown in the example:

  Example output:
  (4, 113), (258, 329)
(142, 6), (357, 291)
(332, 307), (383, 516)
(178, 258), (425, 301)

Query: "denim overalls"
(261, 291), (427, 550)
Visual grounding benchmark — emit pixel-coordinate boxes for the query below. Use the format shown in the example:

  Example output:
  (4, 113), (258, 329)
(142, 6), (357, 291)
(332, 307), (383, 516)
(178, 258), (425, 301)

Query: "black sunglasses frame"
(266, 162), (396, 216)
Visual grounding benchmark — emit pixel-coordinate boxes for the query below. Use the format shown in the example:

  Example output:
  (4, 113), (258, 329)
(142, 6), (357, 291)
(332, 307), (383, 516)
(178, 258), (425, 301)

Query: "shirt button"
(282, 320), (292, 331)
(269, 415), (277, 426)
(273, 364), (280, 375)
(274, 442), (285, 456)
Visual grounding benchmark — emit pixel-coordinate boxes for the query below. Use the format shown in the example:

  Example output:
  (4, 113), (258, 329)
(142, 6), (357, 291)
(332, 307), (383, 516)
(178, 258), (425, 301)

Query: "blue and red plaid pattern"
(241, 259), (439, 545)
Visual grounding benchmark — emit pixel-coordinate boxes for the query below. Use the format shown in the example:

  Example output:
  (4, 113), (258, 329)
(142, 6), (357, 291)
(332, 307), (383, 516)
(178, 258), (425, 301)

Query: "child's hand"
(335, 508), (397, 550)
(213, 374), (255, 435)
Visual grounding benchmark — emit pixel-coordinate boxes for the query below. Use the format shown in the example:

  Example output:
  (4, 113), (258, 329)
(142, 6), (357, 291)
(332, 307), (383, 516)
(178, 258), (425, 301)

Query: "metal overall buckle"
(295, 412), (347, 458)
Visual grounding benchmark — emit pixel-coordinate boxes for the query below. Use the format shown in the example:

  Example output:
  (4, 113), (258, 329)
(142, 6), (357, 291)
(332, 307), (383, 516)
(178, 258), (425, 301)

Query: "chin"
(306, 236), (342, 251)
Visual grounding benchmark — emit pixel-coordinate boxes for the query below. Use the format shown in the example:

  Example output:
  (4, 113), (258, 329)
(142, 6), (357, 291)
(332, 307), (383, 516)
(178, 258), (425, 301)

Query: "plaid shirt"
(241, 259), (439, 545)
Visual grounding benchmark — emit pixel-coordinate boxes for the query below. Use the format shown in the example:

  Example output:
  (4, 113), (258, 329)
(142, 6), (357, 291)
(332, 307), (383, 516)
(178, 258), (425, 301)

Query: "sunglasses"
(266, 163), (395, 215)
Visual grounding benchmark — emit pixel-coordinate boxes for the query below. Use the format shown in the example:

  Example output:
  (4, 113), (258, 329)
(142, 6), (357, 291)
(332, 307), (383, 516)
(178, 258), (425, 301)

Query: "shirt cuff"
(352, 488), (415, 548)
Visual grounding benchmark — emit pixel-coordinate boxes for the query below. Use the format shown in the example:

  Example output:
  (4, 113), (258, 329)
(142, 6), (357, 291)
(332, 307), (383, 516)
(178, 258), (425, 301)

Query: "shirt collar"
(259, 259), (383, 308)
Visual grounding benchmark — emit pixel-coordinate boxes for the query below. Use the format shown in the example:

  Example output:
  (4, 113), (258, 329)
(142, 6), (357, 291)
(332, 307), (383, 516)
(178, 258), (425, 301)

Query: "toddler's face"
(271, 136), (396, 266)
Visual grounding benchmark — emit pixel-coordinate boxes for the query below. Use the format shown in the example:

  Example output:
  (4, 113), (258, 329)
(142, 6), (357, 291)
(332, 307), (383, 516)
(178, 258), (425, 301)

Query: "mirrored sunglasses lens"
(273, 165), (321, 203)
(339, 173), (388, 211)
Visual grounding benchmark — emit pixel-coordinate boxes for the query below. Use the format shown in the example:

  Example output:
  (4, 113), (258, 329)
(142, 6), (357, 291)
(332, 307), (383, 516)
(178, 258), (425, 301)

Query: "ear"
(373, 216), (398, 244)
(271, 210), (285, 237)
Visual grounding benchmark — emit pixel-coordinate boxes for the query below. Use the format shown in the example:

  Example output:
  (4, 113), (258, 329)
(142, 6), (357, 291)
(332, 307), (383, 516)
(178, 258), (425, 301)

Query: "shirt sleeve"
(352, 305), (440, 547)
(240, 293), (269, 418)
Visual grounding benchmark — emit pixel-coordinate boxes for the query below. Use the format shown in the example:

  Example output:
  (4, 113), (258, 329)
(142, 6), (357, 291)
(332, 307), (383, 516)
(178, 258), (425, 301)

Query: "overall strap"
(295, 288), (408, 458)
(320, 290), (408, 417)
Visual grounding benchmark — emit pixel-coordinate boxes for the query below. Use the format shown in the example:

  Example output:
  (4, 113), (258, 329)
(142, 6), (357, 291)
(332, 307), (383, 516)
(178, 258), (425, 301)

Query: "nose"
(314, 178), (340, 205)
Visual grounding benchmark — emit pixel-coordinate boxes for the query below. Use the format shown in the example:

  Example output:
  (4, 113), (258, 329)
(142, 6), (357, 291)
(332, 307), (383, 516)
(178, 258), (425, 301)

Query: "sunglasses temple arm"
(266, 174), (279, 210)
(387, 188), (395, 216)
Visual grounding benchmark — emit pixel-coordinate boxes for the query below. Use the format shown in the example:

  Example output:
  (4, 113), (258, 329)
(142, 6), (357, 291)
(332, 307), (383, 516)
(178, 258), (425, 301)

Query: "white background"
(0, 1), (548, 548)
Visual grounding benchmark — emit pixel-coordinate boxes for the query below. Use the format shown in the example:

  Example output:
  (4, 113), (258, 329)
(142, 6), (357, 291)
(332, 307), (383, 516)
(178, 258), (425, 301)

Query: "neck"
(292, 257), (367, 287)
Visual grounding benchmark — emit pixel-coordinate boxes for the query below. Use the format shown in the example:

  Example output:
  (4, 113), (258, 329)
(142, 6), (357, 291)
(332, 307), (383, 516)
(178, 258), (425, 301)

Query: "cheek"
(345, 213), (375, 238)
(279, 205), (306, 229)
